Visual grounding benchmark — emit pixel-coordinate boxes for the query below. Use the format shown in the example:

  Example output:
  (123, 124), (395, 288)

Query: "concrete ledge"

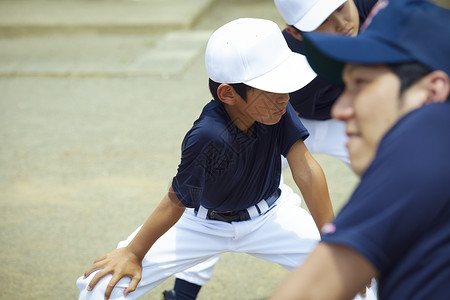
(0, 0), (216, 35)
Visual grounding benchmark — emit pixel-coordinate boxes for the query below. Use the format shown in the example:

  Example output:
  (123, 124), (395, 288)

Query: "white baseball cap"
(205, 18), (316, 94)
(275, 0), (347, 32)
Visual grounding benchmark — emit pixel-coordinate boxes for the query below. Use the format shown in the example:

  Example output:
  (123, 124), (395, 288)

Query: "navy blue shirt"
(172, 100), (309, 211)
(321, 102), (450, 299)
(283, 0), (377, 120)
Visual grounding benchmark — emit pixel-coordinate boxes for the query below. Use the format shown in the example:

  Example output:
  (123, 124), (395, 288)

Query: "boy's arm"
(83, 186), (186, 299)
(269, 242), (378, 300)
(286, 140), (334, 229)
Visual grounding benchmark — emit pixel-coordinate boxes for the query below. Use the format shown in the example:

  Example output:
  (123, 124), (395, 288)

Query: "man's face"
(315, 0), (360, 36)
(331, 64), (405, 175)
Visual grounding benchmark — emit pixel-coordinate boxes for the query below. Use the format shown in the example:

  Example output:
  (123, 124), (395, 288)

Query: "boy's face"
(331, 64), (410, 175)
(236, 88), (290, 126)
(315, 0), (360, 36)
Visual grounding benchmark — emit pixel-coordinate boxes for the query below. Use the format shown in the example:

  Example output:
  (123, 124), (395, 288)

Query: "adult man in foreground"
(269, 0), (450, 299)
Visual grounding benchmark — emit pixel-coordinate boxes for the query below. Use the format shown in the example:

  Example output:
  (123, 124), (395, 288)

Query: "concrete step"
(0, 0), (216, 36)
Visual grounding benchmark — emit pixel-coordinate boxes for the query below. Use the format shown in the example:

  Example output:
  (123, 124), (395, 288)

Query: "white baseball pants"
(77, 183), (320, 299)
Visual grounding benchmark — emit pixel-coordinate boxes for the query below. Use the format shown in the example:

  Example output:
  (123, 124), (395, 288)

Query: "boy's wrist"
(125, 244), (146, 262)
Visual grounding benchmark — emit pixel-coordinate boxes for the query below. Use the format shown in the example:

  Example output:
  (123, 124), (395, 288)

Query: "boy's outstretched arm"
(286, 140), (334, 230)
(82, 186), (186, 299)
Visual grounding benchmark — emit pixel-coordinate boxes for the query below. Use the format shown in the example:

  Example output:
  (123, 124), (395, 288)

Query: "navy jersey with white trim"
(172, 100), (308, 211)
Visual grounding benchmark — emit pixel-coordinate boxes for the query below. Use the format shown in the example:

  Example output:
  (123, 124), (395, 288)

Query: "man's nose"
(332, 91), (354, 121)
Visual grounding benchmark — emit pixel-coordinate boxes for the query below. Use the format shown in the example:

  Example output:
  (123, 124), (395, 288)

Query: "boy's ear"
(285, 25), (304, 41)
(217, 84), (238, 105)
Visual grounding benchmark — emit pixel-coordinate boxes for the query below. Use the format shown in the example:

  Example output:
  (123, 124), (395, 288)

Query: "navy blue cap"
(303, 0), (450, 84)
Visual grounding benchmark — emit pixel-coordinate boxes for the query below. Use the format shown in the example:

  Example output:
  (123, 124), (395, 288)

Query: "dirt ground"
(0, 1), (361, 299)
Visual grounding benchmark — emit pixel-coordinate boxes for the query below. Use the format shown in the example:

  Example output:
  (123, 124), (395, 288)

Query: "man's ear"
(217, 84), (238, 105)
(400, 70), (450, 116)
(285, 25), (304, 41)
(424, 70), (450, 103)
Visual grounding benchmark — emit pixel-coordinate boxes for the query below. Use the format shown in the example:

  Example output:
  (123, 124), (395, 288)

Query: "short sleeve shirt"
(283, 0), (378, 120)
(321, 103), (450, 299)
(172, 100), (309, 211)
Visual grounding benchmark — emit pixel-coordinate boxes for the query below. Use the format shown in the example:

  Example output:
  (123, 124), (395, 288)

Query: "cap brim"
(244, 53), (316, 94)
(303, 32), (414, 84)
(295, 0), (346, 32)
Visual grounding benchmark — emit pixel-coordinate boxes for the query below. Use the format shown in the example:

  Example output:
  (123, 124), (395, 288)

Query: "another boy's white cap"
(275, 0), (346, 31)
(205, 18), (316, 94)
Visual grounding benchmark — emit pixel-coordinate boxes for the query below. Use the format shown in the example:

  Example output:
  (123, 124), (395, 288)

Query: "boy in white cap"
(76, 18), (333, 300)
(270, 0), (450, 298)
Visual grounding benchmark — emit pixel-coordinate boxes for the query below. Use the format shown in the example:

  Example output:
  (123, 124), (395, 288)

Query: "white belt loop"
(256, 199), (269, 213)
(246, 190), (279, 220)
(246, 206), (259, 219)
(197, 205), (208, 219)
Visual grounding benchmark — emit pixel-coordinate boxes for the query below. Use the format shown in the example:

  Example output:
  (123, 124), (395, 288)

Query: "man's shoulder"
(410, 101), (450, 117)
(392, 102), (450, 137)
(373, 103), (450, 175)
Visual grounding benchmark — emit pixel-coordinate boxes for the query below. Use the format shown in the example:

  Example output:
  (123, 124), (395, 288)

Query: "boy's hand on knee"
(83, 247), (142, 299)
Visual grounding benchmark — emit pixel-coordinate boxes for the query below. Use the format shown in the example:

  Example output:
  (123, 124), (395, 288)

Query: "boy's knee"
(77, 273), (130, 300)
